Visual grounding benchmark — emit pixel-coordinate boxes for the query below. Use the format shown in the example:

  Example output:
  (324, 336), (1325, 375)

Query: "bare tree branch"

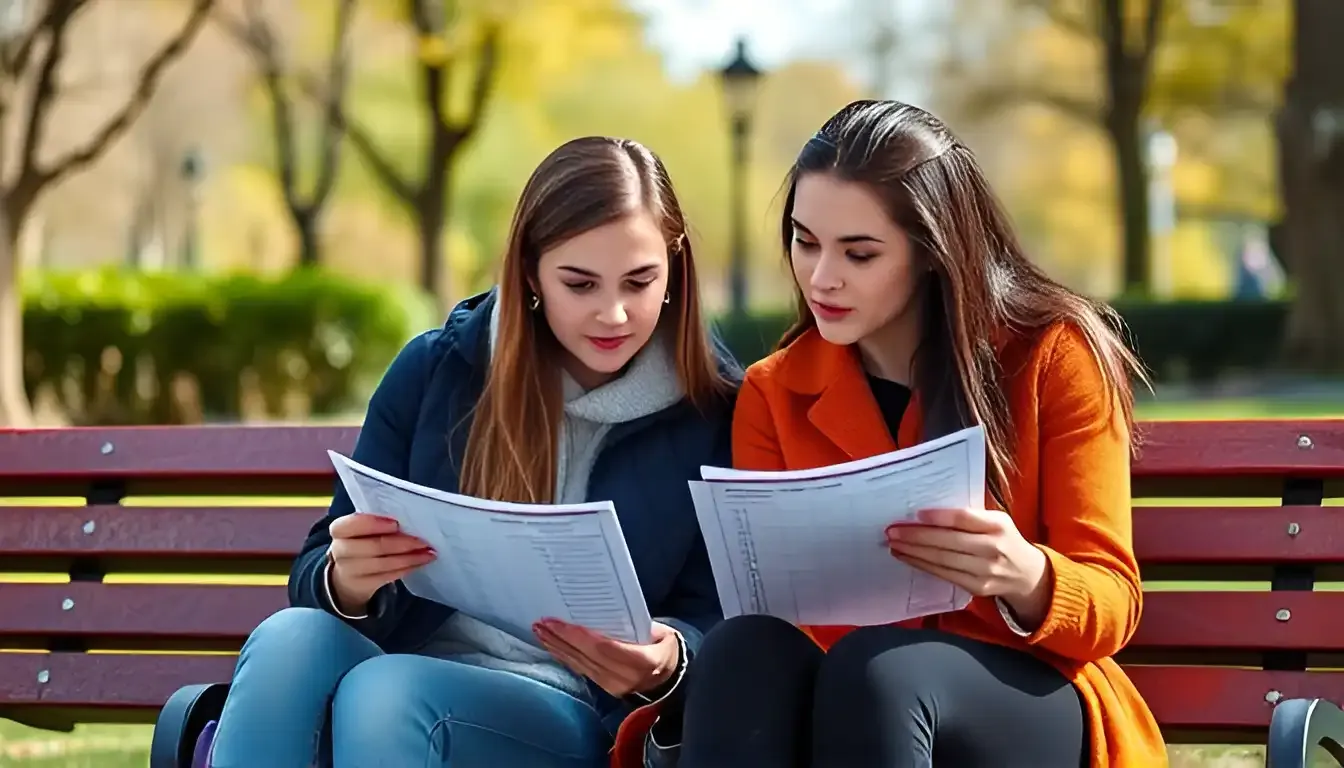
(299, 71), (415, 203)
(451, 22), (499, 143)
(0, 0), (73, 77)
(31, 0), (215, 196)
(1137, 0), (1165, 87)
(17, 0), (80, 205)
(309, 0), (354, 208)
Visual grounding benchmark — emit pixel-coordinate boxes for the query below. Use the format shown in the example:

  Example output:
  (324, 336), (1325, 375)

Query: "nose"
(809, 251), (844, 292)
(596, 299), (628, 326)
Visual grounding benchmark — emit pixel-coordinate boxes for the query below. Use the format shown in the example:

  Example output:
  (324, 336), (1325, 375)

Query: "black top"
(868, 375), (913, 443)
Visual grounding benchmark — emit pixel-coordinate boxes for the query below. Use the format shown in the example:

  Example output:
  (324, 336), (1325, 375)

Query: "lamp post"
(180, 147), (205, 271)
(718, 37), (762, 319)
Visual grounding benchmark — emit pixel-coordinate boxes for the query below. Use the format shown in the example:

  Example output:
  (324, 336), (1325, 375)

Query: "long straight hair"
(778, 101), (1148, 507)
(460, 136), (733, 504)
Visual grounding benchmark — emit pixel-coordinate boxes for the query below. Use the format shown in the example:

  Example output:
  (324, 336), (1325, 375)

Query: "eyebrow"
(558, 263), (661, 278)
(791, 217), (885, 245)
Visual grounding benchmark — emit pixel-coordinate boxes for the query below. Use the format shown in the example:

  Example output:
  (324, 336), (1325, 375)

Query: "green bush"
(22, 270), (1289, 426)
(712, 299), (1288, 383)
(22, 269), (436, 425)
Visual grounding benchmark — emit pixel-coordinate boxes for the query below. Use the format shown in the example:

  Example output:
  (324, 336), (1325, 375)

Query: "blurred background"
(0, 2), (1342, 765)
(1, 0), (1340, 432)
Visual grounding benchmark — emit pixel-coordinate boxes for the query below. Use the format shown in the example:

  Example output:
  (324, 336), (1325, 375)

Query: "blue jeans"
(209, 607), (612, 768)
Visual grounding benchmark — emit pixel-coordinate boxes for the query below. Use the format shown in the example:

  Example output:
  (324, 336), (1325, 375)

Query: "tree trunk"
(1277, 0), (1344, 373)
(1110, 113), (1151, 295)
(0, 204), (32, 427)
(294, 207), (321, 268)
(417, 170), (447, 311)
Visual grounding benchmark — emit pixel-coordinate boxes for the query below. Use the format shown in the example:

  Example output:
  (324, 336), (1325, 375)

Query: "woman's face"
(534, 209), (670, 389)
(789, 172), (925, 348)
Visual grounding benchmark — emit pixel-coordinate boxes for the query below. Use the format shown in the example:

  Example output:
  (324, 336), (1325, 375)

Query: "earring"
(663, 292), (671, 305)
(529, 293), (541, 311)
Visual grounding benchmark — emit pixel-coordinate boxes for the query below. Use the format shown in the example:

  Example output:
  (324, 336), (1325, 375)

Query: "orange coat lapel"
(777, 329), (921, 461)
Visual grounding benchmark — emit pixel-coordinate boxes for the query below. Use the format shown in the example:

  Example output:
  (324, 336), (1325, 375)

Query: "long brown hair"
(778, 100), (1149, 507)
(460, 136), (733, 504)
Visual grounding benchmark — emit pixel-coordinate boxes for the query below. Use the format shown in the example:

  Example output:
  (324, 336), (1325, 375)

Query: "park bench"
(1, 422), (1344, 767)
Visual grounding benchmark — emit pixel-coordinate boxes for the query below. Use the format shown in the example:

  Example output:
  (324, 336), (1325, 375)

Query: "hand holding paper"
(533, 618), (681, 697)
(327, 513), (436, 613)
(326, 451), (654, 646)
(885, 507), (1049, 612)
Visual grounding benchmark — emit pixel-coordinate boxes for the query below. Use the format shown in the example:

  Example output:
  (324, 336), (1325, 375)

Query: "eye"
(625, 278), (656, 291)
(792, 236), (819, 251)
(563, 281), (596, 293)
(846, 251), (877, 263)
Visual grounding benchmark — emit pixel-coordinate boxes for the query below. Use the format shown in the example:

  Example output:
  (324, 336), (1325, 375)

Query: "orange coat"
(732, 323), (1167, 768)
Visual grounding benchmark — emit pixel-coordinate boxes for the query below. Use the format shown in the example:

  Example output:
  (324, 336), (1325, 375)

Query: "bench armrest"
(150, 683), (230, 768)
(1268, 698), (1344, 768)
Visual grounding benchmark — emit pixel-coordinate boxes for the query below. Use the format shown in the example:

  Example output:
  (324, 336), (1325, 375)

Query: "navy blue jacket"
(290, 289), (739, 722)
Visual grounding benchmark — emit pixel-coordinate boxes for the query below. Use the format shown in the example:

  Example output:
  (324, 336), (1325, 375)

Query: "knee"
(240, 607), (356, 657)
(331, 655), (437, 742)
(818, 625), (931, 696)
(698, 614), (808, 660)
(234, 607), (378, 687)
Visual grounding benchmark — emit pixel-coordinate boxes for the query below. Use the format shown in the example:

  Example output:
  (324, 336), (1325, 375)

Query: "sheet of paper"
(328, 451), (653, 646)
(691, 425), (985, 627)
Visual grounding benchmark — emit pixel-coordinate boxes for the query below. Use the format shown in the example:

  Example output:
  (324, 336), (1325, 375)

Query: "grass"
(4, 397), (1344, 766)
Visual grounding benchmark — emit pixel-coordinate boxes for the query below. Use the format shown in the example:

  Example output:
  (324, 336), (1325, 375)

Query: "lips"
(587, 335), (632, 351)
(810, 300), (853, 321)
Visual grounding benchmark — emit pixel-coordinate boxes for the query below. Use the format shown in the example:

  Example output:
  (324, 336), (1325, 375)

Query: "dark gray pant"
(679, 615), (1087, 768)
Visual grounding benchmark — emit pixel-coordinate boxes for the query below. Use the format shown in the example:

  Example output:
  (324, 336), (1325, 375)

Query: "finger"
(885, 525), (992, 556)
(544, 620), (624, 659)
(534, 628), (608, 681)
(888, 541), (984, 577)
(914, 507), (1001, 533)
(536, 623), (636, 689)
(337, 549), (436, 578)
(330, 514), (401, 538)
(337, 533), (432, 559)
(538, 636), (610, 686)
(893, 549), (989, 596)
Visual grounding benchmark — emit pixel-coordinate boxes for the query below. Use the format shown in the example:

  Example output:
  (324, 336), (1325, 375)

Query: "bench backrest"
(2, 420), (1344, 741)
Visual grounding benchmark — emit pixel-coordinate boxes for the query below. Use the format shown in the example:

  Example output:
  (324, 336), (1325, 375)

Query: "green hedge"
(21, 271), (1289, 425)
(713, 299), (1289, 383)
(23, 269), (435, 425)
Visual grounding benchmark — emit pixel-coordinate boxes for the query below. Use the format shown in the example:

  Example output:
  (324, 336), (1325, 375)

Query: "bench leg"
(150, 683), (230, 768)
(1268, 698), (1344, 768)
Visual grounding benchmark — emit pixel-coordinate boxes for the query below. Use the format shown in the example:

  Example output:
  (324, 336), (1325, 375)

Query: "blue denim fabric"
(209, 607), (612, 768)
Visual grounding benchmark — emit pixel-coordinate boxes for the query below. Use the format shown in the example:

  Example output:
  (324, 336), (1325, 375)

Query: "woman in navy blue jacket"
(207, 136), (738, 768)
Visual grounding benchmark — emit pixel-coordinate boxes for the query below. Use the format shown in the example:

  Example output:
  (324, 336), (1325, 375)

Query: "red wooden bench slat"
(1131, 592), (1344, 649)
(1133, 419), (1344, 478)
(4, 504), (1340, 564)
(1133, 506), (1344, 563)
(0, 652), (1333, 730)
(0, 506), (320, 558)
(5, 583), (1344, 652)
(0, 584), (285, 640)
(0, 426), (358, 479)
(0, 653), (237, 709)
(3, 420), (1344, 480)
(1126, 666), (1344, 729)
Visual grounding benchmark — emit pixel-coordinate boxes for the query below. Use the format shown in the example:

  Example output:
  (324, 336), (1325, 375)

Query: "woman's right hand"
(327, 514), (436, 614)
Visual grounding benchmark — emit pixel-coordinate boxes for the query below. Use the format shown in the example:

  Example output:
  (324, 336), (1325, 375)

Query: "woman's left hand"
(886, 507), (1051, 619)
(533, 619), (681, 698)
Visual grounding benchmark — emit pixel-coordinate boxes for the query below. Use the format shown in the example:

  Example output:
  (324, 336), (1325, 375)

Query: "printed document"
(689, 426), (985, 627)
(328, 452), (653, 645)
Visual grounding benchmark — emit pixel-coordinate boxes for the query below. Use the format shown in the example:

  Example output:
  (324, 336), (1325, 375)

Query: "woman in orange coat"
(676, 100), (1166, 767)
